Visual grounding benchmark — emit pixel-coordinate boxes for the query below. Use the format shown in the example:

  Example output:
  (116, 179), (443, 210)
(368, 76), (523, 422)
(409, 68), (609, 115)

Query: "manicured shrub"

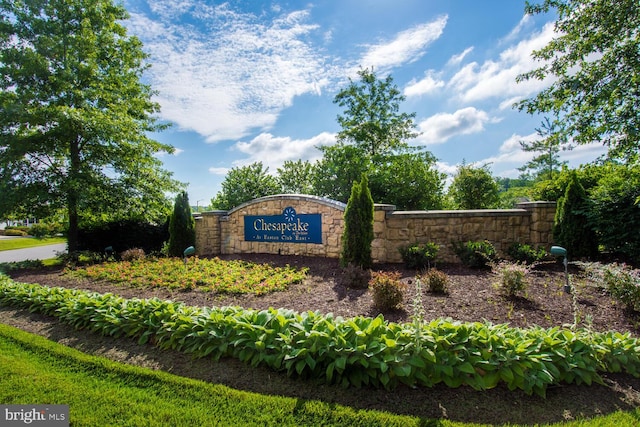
(507, 243), (547, 264)
(399, 242), (439, 270)
(168, 191), (196, 258)
(28, 223), (51, 238)
(341, 263), (371, 289)
(77, 219), (168, 255)
(3, 229), (26, 237)
(369, 271), (405, 311)
(452, 240), (496, 268)
(120, 248), (145, 262)
(420, 269), (449, 294)
(340, 175), (374, 269)
(492, 261), (530, 297)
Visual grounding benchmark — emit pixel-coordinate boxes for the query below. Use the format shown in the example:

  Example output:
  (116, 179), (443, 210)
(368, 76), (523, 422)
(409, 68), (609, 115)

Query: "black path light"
(550, 245), (570, 293)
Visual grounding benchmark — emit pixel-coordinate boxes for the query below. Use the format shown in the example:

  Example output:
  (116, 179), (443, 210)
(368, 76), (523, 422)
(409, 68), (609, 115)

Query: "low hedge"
(1, 275), (639, 397)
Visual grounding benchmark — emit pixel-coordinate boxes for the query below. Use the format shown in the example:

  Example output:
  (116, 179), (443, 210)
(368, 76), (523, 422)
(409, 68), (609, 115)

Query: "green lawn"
(0, 323), (427, 427)
(0, 322), (638, 426)
(0, 237), (66, 252)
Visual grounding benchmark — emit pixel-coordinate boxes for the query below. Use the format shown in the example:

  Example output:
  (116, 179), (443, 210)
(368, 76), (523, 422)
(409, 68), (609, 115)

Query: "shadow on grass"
(1, 307), (639, 425)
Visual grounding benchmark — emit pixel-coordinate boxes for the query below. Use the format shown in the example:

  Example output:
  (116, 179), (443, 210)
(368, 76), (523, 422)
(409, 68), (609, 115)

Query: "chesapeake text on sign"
(244, 207), (322, 244)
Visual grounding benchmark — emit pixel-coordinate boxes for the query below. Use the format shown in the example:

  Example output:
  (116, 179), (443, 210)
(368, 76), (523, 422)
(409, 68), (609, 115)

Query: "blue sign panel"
(244, 207), (322, 244)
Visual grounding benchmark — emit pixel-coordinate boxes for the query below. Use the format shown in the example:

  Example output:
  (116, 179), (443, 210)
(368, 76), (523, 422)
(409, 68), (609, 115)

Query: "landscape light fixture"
(550, 245), (570, 293)
(183, 246), (195, 267)
(105, 246), (113, 259)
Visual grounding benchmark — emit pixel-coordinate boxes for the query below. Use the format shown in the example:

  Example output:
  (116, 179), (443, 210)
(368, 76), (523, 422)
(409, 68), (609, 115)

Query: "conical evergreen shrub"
(553, 171), (598, 259)
(341, 175), (374, 268)
(168, 191), (196, 257)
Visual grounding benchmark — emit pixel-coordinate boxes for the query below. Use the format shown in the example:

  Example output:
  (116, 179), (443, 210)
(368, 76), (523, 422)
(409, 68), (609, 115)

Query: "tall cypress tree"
(168, 191), (195, 257)
(553, 171), (598, 259)
(341, 175), (374, 268)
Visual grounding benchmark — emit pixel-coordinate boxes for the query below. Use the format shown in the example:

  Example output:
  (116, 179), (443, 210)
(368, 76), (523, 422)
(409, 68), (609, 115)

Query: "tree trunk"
(67, 137), (81, 254)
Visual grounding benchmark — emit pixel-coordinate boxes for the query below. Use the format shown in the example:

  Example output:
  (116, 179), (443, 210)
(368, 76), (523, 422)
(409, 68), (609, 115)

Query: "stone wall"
(194, 195), (556, 264)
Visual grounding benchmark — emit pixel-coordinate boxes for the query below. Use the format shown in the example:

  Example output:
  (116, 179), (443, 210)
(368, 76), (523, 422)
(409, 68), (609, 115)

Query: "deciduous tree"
(334, 68), (419, 157)
(448, 163), (499, 209)
(276, 160), (315, 195)
(517, 0), (640, 161)
(0, 0), (181, 252)
(211, 162), (281, 210)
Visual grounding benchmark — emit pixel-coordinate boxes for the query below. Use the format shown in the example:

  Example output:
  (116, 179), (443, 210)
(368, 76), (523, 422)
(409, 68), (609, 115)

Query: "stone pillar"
(194, 211), (227, 256)
(516, 201), (557, 248)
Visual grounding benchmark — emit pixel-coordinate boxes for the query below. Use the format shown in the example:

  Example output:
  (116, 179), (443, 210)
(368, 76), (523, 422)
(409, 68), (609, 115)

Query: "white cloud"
(446, 47), (474, 66)
(447, 21), (556, 103)
(126, 2), (331, 143)
(404, 71), (445, 97)
(208, 166), (230, 175)
(232, 132), (336, 172)
(359, 16), (448, 71)
(414, 107), (492, 145)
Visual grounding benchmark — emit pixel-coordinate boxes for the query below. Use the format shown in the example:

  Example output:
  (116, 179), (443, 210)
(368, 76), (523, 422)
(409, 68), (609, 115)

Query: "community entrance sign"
(244, 206), (322, 244)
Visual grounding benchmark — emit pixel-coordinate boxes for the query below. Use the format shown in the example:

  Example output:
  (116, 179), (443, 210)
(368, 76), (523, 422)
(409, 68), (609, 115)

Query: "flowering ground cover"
(65, 256), (308, 295)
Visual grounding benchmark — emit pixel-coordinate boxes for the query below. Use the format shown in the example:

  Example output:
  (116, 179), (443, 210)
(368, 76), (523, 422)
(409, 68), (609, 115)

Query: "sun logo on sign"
(283, 207), (296, 222)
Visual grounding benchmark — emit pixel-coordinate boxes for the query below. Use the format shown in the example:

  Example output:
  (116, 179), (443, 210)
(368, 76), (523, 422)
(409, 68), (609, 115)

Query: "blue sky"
(123, 0), (607, 207)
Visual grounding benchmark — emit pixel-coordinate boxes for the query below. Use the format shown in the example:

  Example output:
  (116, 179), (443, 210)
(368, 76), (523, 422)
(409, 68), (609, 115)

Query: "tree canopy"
(334, 68), (419, 157)
(0, 0), (181, 251)
(211, 162), (281, 210)
(517, 0), (640, 162)
(448, 163), (499, 209)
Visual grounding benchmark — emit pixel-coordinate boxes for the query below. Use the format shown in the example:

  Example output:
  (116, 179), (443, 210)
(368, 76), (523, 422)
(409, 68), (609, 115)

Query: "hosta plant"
(2, 275), (640, 397)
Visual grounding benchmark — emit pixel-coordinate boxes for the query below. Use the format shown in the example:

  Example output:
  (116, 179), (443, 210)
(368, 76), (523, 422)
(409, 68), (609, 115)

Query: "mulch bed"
(6, 254), (639, 334)
(2, 254), (640, 424)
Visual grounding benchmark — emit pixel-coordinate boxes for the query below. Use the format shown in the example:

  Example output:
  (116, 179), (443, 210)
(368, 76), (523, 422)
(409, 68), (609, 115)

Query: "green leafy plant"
(369, 271), (405, 311)
(452, 240), (497, 268)
(419, 269), (449, 294)
(492, 261), (530, 297)
(3, 277), (640, 396)
(507, 243), (547, 264)
(399, 242), (439, 270)
(601, 264), (640, 313)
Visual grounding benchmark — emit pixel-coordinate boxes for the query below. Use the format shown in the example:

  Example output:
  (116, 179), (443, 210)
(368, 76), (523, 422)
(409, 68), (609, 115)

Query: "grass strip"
(0, 237), (66, 252)
(0, 323), (429, 427)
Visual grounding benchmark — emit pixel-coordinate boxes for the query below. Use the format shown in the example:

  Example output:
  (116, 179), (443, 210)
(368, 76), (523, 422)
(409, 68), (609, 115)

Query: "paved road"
(0, 243), (67, 263)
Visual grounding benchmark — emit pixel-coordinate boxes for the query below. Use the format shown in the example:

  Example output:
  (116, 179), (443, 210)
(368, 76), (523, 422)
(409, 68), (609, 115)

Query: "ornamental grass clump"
(369, 271), (406, 311)
(492, 260), (530, 297)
